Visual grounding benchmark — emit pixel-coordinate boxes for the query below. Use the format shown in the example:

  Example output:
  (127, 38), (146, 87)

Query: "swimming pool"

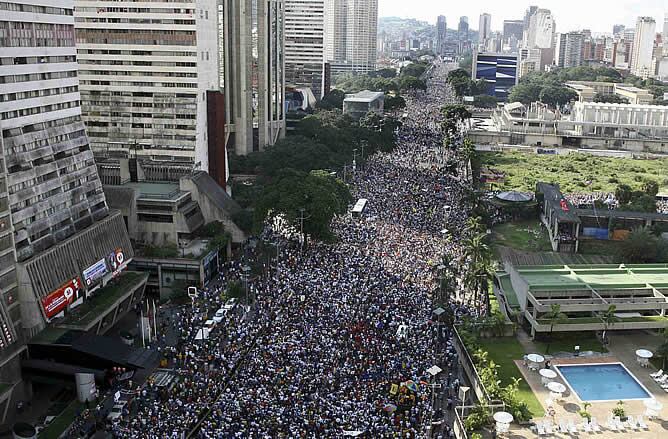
(554, 363), (652, 402)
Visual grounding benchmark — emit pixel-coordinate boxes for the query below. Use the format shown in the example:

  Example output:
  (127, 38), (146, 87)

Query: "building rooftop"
(122, 181), (182, 200)
(344, 90), (385, 103)
(517, 264), (668, 291)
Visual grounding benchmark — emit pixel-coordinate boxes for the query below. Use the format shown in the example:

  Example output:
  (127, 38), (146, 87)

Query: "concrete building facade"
(630, 16), (656, 78)
(0, 0), (144, 423)
(324, 0), (378, 74)
(225, 0), (286, 156)
(524, 8), (555, 50)
(478, 13), (491, 45)
(74, 0), (220, 178)
(284, 0), (325, 99)
(555, 32), (584, 68)
(436, 15), (447, 56)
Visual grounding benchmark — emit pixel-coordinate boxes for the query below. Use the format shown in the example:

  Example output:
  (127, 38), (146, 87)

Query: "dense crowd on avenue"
(110, 61), (474, 439)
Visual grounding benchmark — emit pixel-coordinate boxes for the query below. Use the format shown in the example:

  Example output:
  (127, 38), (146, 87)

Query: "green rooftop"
(517, 264), (668, 292)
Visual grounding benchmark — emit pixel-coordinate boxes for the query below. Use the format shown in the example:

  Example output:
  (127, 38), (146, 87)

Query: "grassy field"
(38, 399), (85, 439)
(479, 151), (668, 194)
(478, 337), (544, 418)
(491, 221), (552, 253)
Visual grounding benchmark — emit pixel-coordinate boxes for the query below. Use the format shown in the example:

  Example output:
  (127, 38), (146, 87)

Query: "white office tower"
(324, 0), (378, 74)
(284, 0), (325, 98)
(524, 9), (555, 49)
(74, 1), (220, 179)
(630, 16), (656, 79)
(555, 32), (584, 68)
(663, 13), (668, 56)
(479, 13), (492, 44)
(436, 15), (447, 56)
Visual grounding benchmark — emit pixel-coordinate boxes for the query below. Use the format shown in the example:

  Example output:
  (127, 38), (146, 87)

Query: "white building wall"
(324, 0), (377, 74)
(284, 0), (325, 97)
(630, 16), (656, 78)
(74, 0), (219, 175)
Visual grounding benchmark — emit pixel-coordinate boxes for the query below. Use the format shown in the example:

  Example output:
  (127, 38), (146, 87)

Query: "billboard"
(107, 248), (127, 276)
(83, 258), (108, 287)
(41, 277), (82, 319)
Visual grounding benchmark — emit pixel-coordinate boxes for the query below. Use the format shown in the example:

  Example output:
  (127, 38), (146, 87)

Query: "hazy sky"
(379, 0), (667, 34)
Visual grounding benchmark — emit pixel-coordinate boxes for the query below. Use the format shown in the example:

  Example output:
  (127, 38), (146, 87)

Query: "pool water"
(555, 363), (651, 401)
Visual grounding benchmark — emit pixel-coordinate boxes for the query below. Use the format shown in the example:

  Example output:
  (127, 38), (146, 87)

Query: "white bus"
(351, 198), (368, 216)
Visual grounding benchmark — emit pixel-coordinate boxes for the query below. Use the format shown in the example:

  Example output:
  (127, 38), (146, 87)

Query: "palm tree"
(463, 232), (495, 314)
(656, 341), (668, 370)
(600, 304), (620, 346)
(543, 304), (568, 353)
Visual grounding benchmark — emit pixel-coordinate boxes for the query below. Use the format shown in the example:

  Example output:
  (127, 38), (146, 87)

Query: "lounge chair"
(559, 420), (568, 433)
(614, 416), (625, 430)
(544, 421), (554, 435)
(637, 415), (648, 429)
(590, 417), (601, 433)
(652, 373), (667, 382)
(607, 417), (618, 431)
(568, 419), (578, 434)
(582, 420), (592, 433)
(626, 415), (639, 430)
(536, 422), (546, 436)
(650, 369), (663, 378)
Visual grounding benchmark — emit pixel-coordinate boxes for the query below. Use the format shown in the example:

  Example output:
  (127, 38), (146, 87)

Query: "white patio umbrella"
(527, 353), (545, 363)
(636, 349), (653, 359)
(539, 369), (557, 379)
(493, 411), (514, 424)
(547, 382), (566, 394)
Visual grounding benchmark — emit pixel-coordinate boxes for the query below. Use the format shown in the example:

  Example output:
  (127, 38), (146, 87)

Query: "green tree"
(593, 93), (630, 104)
(473, 94), (497, 108)
(618, 227), (660, 263)
(642, 180), (659, 197)
(615, 184), (633, 205)
(369, 68), (397, 78)
(400, 62), (428, 78)
(539, 86), (578, 107)
(318, 89), (346, 110)
(657, 339), (668, 370)
(508, 83), (543, 104)
(542, 304), (568, 353)
(255, 136), (334, 176)
(254, 169), (352, 241)
(599, 304), (620, 345)
(384, 94), (406, 111)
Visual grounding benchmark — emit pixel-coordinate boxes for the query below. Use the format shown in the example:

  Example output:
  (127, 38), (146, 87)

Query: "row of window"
(76, 38), (194, 46)
(0, 1), (72, 16)
(76, 17), (196, 26)
(0, 70), (77, 85)
(78, 49), (195, 57)
(80, 70), (197, 78)
(76, 7), (195, 15)
(1, 100), (80, 121)
(0, 85), (78, 103)
(87, 131), (196, 143)
(81, 80), (197, 88)
(0, 55), (76, 66)
(79, 60), (196, 68)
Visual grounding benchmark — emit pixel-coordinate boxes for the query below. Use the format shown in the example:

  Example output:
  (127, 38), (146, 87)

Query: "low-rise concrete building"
(613, 84), (654, 104)
(565, 81), (653, 104)
(498, 264), (668, 336)
(343, 90), (385, 120)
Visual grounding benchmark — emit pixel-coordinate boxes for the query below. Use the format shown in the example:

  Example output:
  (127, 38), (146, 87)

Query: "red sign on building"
(41, 277), (81, 319)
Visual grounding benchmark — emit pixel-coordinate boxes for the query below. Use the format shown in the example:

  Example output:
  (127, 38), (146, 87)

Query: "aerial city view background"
(0, 0), (668, 438)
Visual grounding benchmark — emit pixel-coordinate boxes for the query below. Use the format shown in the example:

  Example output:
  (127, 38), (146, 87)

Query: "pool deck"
(506, 336), (668, 438)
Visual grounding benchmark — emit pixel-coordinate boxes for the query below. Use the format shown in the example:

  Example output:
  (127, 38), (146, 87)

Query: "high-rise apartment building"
(285, 0), (326, 98)
(523, 6), (539, 34)
(524, 9), (555, 50)
(663, 13), (668, 56)
(479, 13), (492, 44)
(458, 16), (469, 54)
(613, 24), (626, 36)
(74, 0), (221, 180)
(436, 15), (447, 56)
(0, 1), (143, 421)
(503, 20), (524, 44)
(555, 32), (584, 68)
(631, 16), (656, 78)
(324, 0), (378, 74)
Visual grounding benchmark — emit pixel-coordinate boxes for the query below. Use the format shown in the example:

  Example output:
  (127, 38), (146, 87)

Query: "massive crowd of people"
(110, 61), (474, 439)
